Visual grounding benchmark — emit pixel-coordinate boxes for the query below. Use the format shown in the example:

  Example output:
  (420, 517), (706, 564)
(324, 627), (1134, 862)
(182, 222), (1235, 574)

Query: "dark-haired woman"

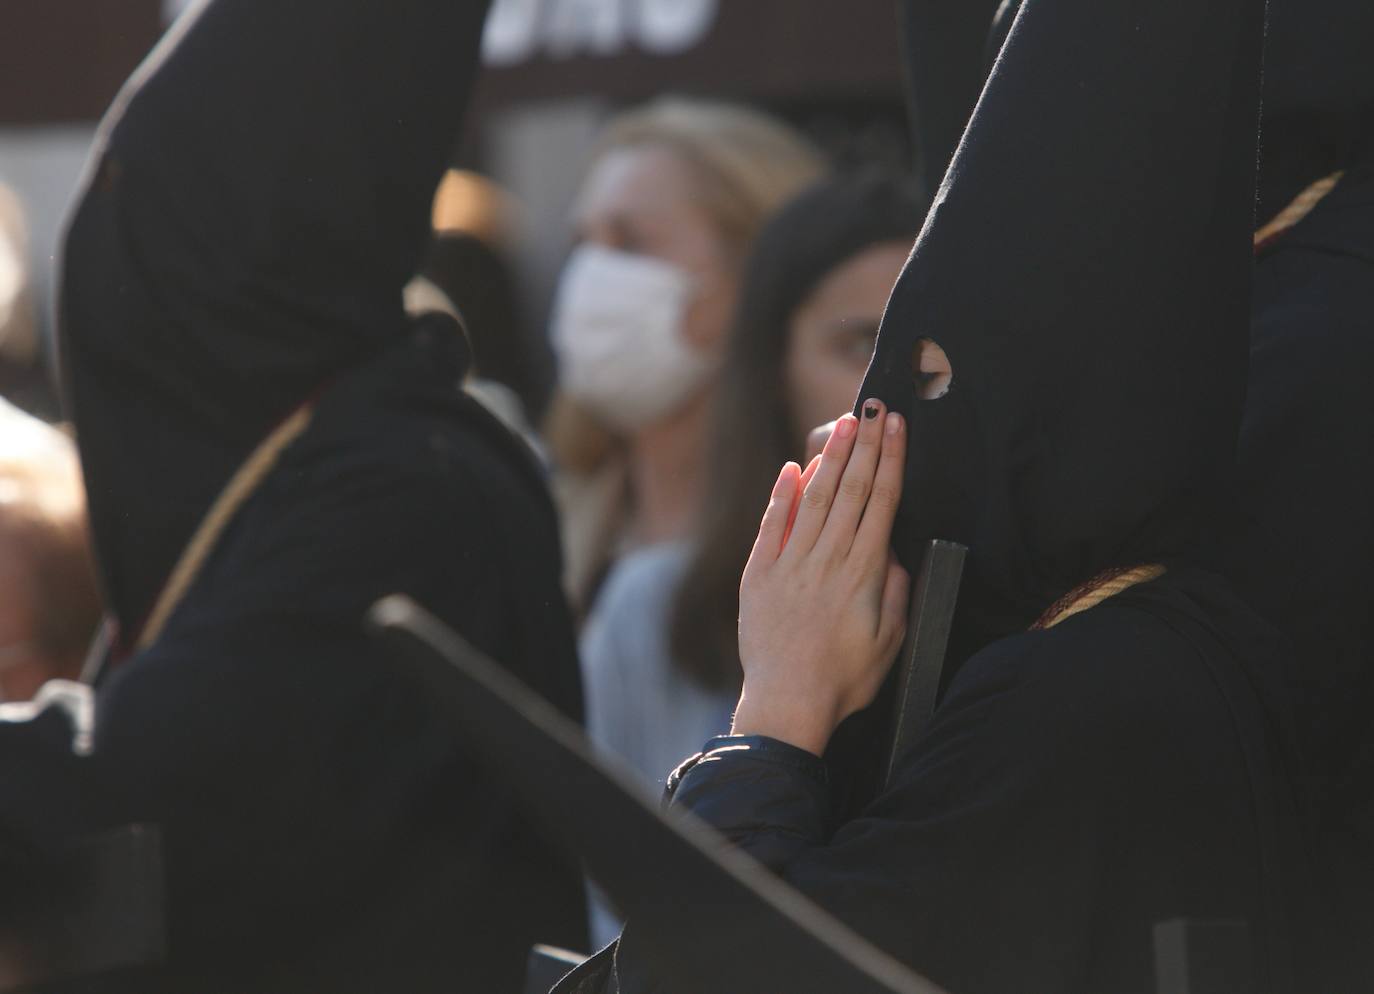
(580, 174), (925, 944)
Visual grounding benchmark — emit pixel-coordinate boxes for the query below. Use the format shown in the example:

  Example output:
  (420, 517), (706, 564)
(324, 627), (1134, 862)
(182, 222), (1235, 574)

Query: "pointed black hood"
(59, 0), (491, 638)
(898, 0), (1005, 198)
(859, 0), (1267, 640)
(1257, 0), (1374, 219)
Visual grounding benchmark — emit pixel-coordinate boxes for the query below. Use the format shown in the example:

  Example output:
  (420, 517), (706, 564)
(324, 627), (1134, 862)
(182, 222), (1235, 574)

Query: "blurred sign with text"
(484, 0), (720, 64)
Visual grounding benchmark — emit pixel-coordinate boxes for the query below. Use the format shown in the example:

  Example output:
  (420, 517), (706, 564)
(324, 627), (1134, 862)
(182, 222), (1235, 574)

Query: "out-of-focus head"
(407, 170), (551, 418)
(720, 173), (928, 453)
(576, 97), (824, 284)
(550, 98), (823, 443)
(670, 174), (927, 690)
(0, 184), (37, 367)
(785, 243), (915, 438)
(0, 400), (102, 702)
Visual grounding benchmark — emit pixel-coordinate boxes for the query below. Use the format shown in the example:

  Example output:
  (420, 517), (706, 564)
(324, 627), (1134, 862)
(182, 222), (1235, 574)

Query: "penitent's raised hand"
(732, 399), (910, 757)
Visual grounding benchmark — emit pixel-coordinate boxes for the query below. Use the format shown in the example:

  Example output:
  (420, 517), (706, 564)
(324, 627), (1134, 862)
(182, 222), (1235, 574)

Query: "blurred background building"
(0, 0), (907, 414)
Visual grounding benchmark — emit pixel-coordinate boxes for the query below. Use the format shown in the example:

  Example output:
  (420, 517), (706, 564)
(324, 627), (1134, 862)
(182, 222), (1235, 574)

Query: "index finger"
(853, 411), (906, 556)
(804, 421), (835, 466)
(783, 455), (821, 548)
(783, 414), (859, 557)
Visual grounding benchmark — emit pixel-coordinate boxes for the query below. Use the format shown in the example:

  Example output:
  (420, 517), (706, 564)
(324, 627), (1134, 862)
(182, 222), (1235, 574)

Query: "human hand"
(778, 417), (840, 545)
(732, 400), (910, 756)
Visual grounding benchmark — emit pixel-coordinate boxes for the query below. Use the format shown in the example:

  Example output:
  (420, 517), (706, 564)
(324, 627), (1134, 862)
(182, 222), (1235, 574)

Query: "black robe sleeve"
(619, 601), (1276, 994)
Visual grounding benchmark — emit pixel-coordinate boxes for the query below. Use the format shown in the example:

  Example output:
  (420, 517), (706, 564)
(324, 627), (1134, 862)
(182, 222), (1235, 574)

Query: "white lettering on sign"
(483, 0), (544, 65)
(634, 0), (719, 55)
(482, 0), (719, 66)
(544, 0), (626, 58)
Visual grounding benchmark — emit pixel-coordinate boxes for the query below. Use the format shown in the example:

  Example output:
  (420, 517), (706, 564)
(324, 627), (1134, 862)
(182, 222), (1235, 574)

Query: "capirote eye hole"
(912, 337), (953, 400)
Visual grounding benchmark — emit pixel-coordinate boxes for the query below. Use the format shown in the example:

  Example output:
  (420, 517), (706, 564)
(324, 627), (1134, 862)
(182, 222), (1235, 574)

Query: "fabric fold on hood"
(898, 0), (1006, 199)
(989, 0), (1374, 223)
(858, 0), (1267, 643)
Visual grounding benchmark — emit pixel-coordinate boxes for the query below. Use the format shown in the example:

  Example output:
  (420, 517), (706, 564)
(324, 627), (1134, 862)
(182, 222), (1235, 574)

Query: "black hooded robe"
(898, 1), (1374, 983)
(985, 0), (1374, 843)
(0, 0), (586, 990)
(1233, 162), (1374, 986)
(610, 570), (1296, 994)
(600, 0), (1307, 991)
(1219, 4), (1374, 980)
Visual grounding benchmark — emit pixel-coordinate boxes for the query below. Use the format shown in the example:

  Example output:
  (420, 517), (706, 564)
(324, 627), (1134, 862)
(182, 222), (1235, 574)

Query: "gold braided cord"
(1034, 563), (1167, 632)
(136, 404), (315, 651)
(1253, 171), (1344, 249)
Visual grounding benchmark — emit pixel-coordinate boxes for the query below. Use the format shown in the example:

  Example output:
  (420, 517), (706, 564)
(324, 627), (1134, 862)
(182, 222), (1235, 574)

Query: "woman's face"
(571, 143), (739, 357)
(784, 241), (912, 444)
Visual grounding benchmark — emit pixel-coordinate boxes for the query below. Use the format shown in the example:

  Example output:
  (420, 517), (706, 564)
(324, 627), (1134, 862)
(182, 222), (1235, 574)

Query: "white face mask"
(550, 244), (718, 434)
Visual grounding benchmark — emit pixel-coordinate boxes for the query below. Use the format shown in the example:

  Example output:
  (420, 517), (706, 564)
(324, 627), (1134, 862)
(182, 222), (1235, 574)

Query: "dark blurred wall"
(2, 0), (904, 126)
(0, 0), (163, 125)
(2, 0), (905, 141)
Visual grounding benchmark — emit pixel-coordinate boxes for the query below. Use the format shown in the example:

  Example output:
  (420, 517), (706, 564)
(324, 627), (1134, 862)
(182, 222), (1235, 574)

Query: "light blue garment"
(578, 541), (737, 948)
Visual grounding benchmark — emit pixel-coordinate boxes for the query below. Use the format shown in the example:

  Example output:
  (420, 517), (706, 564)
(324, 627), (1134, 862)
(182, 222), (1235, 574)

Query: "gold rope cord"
(136, 404), (315, 651)
(1253, 171), (1344, 249)
(1032, 563), (1167, 631)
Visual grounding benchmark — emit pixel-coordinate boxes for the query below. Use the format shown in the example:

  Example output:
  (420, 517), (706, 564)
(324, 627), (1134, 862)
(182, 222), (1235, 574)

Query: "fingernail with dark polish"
(863, 401), (881, 420)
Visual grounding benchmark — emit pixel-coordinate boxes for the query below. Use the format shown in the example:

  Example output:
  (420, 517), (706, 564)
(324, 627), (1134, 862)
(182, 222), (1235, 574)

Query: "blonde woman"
(546, 99), (821, 945)
(546, 98), (824, 616)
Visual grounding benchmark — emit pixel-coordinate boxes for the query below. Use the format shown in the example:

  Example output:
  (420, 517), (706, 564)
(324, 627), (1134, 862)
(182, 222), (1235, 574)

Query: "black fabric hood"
(990, 0), (1374, 221)
(59, 0), (491, 636)
(1257, 0), (1374, 219)
(898, 0), (1006, 199)
(858, 0), (1267, 640)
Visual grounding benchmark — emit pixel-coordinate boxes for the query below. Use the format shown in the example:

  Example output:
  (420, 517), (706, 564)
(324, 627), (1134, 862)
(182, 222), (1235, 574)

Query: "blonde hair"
(597, 98), (824, 261)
